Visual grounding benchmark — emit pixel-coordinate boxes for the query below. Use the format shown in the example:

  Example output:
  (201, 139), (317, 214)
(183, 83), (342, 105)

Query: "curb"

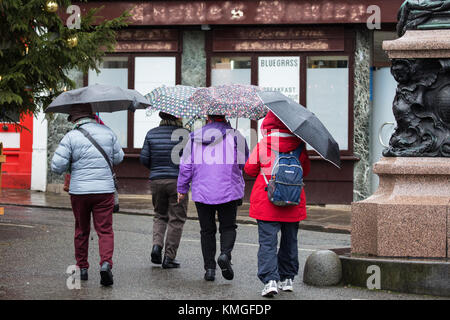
(0, 202), (350, 234)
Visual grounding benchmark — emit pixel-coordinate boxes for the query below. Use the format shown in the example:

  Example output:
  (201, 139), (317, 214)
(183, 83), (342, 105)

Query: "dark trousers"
(195, 201), (238, 270)
(257, 220), (299, 284)
(70, 193), (115, 269)
(150, 179), (188, 259)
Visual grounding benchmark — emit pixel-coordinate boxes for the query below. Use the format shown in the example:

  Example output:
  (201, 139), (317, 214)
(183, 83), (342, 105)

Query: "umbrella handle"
(378, 122), (395, 148)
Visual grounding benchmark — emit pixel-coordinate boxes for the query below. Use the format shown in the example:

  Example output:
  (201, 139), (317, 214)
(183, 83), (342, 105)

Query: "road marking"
(181, 238), (316, 251)
(0, 223), (35, 229)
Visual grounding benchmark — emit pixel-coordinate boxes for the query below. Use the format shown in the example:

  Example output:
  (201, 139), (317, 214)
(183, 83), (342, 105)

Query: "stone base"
(339, 252), (450, 297)
(383, 30), (450, 58)
(351, 157), (450, 258)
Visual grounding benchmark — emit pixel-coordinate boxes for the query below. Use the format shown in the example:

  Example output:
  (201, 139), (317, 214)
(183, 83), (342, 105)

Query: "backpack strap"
(261, 148), (279, 186)
(292, 144), (303, 159)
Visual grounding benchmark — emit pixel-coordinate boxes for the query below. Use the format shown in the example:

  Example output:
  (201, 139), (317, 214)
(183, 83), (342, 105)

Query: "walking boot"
(217, 253), (234, 280)
(162, 256), (180, 269)
(80, 268), (88, 281)
(151, 244), (162, 264)
(100, 262), (113, 286)
(204, 269), (215, 281)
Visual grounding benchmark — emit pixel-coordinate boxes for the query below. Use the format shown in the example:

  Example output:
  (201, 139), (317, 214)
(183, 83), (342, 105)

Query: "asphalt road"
(0, 205), (445, 300)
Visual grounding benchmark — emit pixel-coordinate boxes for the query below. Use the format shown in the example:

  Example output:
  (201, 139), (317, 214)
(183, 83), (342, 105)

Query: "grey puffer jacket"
(51, 118), (124, 195)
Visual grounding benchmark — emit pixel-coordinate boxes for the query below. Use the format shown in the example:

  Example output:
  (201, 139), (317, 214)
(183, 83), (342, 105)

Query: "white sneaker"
(261, 280), (278, 297)
(278, 279), (294, 292)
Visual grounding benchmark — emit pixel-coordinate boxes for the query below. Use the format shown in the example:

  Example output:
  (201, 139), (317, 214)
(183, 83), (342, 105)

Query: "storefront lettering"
(234, 40), (329, 52)
(129, 1), (370, 25)
(115, 42), (177, 52)
(260, 58), (299, 68)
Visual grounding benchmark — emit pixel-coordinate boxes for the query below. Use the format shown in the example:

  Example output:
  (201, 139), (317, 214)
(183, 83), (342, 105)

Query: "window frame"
(206, 50), (355, 157)
(84, 52), (181, 155)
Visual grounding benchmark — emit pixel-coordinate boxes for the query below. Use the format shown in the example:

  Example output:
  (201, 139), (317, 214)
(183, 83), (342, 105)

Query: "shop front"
(55, 0), (405, 204)
(206, 26), (356, 203)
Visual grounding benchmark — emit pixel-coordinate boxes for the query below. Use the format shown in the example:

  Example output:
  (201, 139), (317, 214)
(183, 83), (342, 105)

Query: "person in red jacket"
(244, 111), (311, 297)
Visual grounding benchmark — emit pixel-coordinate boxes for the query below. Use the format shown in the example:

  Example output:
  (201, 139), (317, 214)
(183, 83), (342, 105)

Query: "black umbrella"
(45, 84), (150, 114)
(258, 91), (341, 168)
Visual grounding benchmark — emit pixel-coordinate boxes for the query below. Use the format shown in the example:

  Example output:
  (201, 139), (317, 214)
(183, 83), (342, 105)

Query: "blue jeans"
(257, 220), (299, 284)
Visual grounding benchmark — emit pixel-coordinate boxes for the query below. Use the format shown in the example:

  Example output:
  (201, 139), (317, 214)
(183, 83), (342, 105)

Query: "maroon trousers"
(70, 193), (115, 269)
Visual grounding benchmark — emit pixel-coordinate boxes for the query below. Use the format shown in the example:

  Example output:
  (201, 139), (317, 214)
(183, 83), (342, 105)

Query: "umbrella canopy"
(189, 84), (268, 120)
(258, 91), (341, 168)
(45, 84), (150, 114)
(144, 85), (204, 119)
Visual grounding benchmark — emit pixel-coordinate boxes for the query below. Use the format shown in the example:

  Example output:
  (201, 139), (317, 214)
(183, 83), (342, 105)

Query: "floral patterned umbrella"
(144, 85), (204, 119)
(189, 84), (269, 120)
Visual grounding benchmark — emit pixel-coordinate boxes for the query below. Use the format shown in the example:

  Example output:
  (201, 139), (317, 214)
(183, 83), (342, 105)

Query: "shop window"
(88, 56), (129, 148)
(133, 57), (176, 148)
(211, 57), (251, 85)
(211, 57), (252, 146)
(373, 31), (397, 67)
(307, 56), (349, 150)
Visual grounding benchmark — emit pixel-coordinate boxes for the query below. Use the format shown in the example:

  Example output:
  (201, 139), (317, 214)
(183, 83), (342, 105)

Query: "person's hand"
(178, 193), (186, 203)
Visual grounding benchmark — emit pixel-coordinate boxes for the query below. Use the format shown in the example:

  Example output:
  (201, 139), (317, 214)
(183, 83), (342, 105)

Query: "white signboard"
(258, 56), (300, 140)
(258, 56), (300, 103)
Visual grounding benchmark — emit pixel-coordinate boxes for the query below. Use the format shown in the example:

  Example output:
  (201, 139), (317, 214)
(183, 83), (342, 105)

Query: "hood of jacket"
(192, 121), (233, 145)
(260, 111), (302, 153)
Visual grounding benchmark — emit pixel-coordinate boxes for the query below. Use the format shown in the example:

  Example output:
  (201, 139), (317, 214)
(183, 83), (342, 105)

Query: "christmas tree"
(0, 0), (130, 124)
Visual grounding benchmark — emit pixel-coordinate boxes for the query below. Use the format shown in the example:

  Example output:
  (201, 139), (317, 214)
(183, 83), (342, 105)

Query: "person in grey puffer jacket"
(140, 112), (189, 269)
(51, 104), (124, 287)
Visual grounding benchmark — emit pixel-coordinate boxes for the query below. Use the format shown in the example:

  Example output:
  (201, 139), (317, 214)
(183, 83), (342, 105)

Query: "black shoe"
(100, 262), (113, 286)
(151, 244), (162, 264)
(204, 269), (215, 281)
(162, 256), (180, 269)
(80, 268), (88, 281)
(217, 253), (234, 280)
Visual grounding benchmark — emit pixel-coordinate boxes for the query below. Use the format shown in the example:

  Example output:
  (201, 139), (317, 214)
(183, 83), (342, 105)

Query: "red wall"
(1, 113), (33, 189)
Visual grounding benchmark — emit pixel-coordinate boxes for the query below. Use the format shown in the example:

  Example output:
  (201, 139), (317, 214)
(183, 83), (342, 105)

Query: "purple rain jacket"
(177, 121), (249, 205)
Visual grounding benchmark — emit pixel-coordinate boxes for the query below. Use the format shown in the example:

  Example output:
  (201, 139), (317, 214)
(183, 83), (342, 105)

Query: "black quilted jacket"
(139, 125), (189, 180)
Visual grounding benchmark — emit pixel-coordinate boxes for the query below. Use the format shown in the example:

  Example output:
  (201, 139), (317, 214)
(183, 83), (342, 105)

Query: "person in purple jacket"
(177, 115), (249, 282)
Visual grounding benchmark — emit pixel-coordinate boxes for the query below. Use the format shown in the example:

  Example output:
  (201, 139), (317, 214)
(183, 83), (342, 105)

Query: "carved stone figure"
(384, 59), (450, 156)
(397, 0), (450, 36)
(383, 0), (450, 157)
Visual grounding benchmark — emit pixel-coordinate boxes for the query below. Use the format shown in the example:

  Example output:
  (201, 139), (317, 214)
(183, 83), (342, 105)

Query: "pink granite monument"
(352, 157), (449, 258)
(351, 1), (450, 259)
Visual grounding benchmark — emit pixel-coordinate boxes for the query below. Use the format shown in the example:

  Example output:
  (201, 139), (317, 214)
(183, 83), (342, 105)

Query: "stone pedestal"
(351, 157), (450, 258)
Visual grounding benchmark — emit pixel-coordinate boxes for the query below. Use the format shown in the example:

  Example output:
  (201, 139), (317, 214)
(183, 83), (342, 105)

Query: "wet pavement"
(0, 189), (351, 234)
(1, 205), (446, 300)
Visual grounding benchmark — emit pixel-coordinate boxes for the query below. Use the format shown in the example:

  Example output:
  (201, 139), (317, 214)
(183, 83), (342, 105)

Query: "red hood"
(260, 135), (302, 153)
(261, 111), (290, 132)
(261, 111), (302, 152)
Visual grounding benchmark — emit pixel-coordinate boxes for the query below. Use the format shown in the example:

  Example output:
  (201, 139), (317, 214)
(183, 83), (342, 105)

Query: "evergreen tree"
(0, 0), (129, 124)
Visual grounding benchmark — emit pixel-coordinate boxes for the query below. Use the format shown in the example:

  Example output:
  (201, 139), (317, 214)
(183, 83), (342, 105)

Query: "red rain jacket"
(244, 111), (311, 222)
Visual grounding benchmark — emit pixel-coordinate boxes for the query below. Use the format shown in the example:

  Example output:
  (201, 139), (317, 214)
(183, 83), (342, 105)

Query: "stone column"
(351, 29), (450, 259)
(353, 27), (374, 202)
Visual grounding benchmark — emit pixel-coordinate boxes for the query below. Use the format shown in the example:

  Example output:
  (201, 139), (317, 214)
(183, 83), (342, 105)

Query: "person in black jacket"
(140, 112), (190, 269)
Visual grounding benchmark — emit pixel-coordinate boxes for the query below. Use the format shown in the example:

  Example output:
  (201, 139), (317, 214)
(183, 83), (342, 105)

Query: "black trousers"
(195, 200), (238, 270)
